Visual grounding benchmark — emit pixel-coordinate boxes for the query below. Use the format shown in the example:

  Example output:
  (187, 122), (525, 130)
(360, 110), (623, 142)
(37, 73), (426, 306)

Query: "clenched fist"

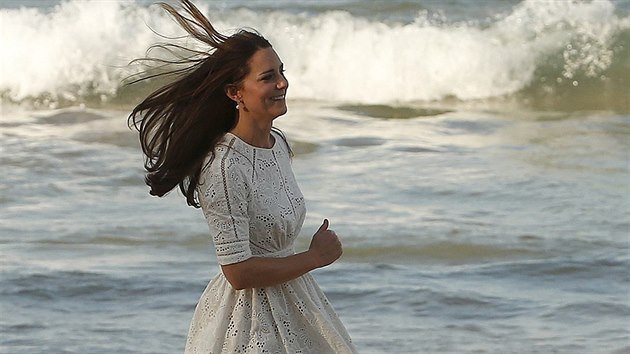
(308, 219), (343, 268)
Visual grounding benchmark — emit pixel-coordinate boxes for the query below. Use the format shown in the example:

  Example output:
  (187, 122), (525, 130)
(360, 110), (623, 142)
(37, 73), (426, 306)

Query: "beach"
(1, 1), (629, 353)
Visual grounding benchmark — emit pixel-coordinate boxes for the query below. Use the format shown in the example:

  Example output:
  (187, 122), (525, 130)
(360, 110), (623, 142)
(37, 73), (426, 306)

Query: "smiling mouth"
(271, 94), (285, 101)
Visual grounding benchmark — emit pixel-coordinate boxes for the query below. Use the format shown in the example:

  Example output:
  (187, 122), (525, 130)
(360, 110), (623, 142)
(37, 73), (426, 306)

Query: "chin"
(274, 106), (288, 118)
(273, 111), (288, 120)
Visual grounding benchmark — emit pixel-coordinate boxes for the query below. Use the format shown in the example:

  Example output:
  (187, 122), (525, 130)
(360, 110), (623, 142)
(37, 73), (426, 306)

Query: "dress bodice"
(198, 130), (306, 265)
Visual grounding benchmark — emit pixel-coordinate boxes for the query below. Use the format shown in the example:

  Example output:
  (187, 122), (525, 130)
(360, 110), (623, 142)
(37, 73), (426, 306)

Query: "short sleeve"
(199, 154), (252, 265)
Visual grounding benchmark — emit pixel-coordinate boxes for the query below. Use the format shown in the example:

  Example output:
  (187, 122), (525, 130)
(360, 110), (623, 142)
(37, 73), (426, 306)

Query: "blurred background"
(1, 1), (629, 353)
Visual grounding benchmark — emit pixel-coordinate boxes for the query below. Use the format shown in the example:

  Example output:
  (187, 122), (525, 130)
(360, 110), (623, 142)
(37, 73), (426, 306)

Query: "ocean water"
(1, 0), (629, 353)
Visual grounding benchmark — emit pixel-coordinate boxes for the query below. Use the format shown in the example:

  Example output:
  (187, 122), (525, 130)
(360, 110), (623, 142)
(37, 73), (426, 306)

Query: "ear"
(224, 84), (240, 103)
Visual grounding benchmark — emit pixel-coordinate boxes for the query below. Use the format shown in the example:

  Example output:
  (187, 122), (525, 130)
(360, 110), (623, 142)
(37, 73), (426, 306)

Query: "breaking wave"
(0, 0), (628, 110)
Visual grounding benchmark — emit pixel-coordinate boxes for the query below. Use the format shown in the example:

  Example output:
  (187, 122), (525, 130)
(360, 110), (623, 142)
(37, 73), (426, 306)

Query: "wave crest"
(0, 0), (628, 109)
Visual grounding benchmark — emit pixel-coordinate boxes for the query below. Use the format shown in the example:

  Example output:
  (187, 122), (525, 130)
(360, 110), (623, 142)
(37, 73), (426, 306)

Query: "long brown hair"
(128, 0), (271, 207)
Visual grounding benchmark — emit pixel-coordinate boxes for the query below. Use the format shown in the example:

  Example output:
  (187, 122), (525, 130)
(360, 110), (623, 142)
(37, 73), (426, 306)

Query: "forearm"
(221, 251), (320, 290)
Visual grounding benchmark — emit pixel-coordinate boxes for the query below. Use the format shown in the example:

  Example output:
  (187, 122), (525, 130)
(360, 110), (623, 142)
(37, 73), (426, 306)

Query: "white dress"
(185, 131), (357, 354)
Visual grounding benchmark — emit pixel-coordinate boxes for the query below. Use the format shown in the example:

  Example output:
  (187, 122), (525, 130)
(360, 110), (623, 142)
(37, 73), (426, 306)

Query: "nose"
(277, 74), (288, 90)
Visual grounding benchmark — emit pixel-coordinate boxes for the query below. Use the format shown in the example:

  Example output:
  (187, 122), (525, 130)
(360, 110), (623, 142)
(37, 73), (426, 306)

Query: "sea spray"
(0, 0), (628, 109)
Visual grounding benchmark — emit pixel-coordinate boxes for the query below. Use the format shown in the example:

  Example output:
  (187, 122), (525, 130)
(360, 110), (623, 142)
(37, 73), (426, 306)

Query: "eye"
(260, 72), (277, 81)
(260, 68), (286, 81)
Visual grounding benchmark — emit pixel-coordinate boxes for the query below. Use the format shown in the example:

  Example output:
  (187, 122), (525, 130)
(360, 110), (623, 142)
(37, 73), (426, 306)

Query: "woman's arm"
(221, 219), (342, 290)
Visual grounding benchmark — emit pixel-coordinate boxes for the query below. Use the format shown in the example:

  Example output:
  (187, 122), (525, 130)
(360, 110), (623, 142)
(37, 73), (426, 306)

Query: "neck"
(230, 115), (274, 148)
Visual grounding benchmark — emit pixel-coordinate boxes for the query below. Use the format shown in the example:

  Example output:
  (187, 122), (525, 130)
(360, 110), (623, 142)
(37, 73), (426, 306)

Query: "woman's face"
(238, 47), (288, 121)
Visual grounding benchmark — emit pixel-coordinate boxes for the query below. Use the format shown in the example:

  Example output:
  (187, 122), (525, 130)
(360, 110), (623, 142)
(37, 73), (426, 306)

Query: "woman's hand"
(307, 219), (343, 268)
(221, 219), (343, 289)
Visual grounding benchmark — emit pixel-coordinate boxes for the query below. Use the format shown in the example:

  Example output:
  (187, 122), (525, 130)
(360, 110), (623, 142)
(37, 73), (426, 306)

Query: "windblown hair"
(128, 0), (271, 207)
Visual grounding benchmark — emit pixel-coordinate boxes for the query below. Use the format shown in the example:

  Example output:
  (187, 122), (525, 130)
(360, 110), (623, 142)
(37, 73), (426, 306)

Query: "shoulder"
(198, 139), (252, 205)
(271, 128), (292, 157)
(201, 134), (254, 181)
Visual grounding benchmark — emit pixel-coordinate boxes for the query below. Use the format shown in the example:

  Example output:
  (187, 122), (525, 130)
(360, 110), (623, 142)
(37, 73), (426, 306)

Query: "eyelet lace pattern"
(185, 131), (356, 354)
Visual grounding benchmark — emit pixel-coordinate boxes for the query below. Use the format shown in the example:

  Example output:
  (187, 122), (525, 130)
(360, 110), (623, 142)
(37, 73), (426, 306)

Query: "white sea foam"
(0, 1), (180, 102)
(0, 0), (627, 104)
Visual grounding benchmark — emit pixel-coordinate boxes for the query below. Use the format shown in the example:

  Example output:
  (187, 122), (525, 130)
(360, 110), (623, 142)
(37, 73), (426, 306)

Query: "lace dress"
(184, 131), (357, 354)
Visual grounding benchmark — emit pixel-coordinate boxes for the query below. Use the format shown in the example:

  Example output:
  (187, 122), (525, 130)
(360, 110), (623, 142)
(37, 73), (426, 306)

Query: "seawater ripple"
(0, 270), (198, 302)
(1, 87), (628, 351)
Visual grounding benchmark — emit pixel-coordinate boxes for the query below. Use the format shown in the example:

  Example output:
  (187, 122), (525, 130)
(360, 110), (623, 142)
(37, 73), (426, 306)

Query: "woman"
(128, 1), (357, 353)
